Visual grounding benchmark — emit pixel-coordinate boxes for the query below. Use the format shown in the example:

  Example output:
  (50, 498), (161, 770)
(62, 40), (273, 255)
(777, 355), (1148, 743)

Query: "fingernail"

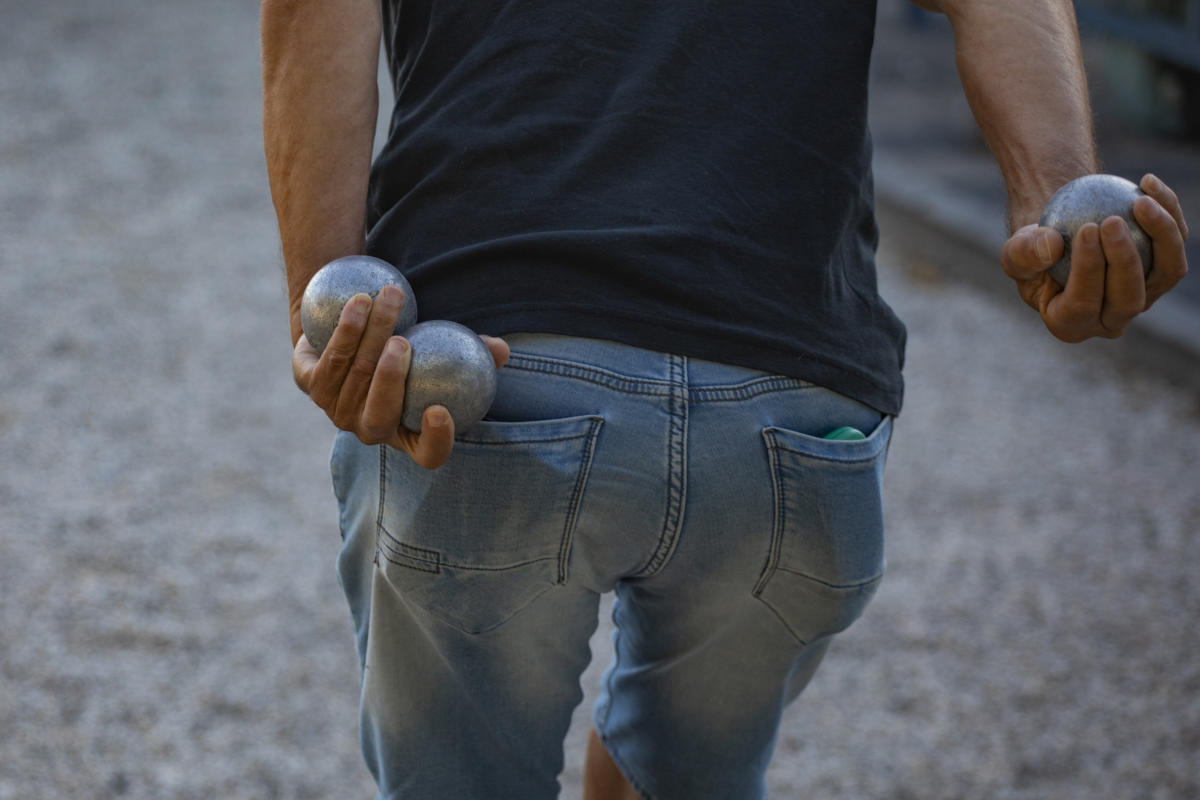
(380, 284), (402, 307)
(1036, 232), (1053, 264)
(428, 409), (449, 428)
(1145, 174), (1161, 191)
(345, 294), (371, 321)
(386, 337), (409, 360)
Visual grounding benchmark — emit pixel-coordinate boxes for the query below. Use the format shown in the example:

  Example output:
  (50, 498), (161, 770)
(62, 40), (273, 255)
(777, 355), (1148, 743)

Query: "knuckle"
(353, 429), (381, 446)
(1101, 326), (1126, 340)
(311, 397), (336, 420)
(1049, 324), (1086, 344)
(306, 375), (336, 407)
(1059, 299), (1092, 321)
(1001, 249), (1036, 280)
(347, 355), (378, 382)
(322, 347), (354, 373)
(1102, 310), (1136, 331)
(359, 410), (393, 441)
(330, 405), (357, 432)
(1167, 260), (1189, 286)
(367, 308), (397, 334)
(1149, 204), (1183, 238)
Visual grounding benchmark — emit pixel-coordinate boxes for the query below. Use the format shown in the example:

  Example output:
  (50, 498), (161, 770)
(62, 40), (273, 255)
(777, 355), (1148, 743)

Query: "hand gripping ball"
(299, 255), (418, 355)
(1039, 174), (1152, 286)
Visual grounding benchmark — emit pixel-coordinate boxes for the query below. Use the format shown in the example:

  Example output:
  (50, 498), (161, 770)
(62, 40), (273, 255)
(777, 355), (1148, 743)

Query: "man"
(261, 1), (1189, 797)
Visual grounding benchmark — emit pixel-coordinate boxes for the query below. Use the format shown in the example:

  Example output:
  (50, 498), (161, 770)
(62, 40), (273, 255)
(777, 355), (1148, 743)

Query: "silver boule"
(300, 255), (418, 354)
(1039, 174), (1152, 286)
(401, 320), (498, 433)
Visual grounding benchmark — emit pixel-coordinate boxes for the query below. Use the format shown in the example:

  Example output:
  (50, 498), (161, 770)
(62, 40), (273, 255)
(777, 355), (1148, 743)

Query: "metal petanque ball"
(1039, 174), (1153, 286)
(400, 320), (498, 433)
(300, 255), (418, 355)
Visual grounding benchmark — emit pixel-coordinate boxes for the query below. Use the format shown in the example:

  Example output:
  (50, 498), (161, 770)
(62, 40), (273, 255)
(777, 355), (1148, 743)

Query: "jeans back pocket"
(377, 414), (604, 635)
(754, 417), (892, 645)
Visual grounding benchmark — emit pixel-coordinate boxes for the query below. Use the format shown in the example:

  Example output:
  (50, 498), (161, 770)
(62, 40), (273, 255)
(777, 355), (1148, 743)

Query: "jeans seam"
(455, 431), (596, 446)
(507, 353), (673, 395)
(769, 444), (882, 464)
(753, 431), (784, 597)
(636, 354), (688, 577)
(558, 417), (604, 584)
(377, 533), (441, 574)
(374, 443), (387, 568)
(596, 599), (620, 732)
(380, 548), (558, 573)
(689, 375), (818, 402)
(773, 566), (884, 590)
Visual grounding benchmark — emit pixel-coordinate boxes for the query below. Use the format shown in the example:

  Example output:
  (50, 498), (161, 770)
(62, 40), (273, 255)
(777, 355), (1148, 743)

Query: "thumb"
(405, 405), (456, 470)
(480, 334), (510, 370)
(1002, 225), (1063, 281)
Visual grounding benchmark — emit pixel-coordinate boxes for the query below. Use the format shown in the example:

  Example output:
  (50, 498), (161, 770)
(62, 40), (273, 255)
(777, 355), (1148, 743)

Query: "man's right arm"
(262, 1), (499, 468)
(261, 0), (381, 345)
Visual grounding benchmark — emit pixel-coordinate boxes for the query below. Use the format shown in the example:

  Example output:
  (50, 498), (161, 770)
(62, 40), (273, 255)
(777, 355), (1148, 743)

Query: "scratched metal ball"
(1040, 174), (1152, 286)
(300, 255), (418, 355)
(400, 320), (498, 433)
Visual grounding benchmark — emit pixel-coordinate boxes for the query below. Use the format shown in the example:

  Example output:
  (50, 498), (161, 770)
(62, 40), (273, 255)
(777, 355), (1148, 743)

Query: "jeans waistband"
(503, 332), (820, 397)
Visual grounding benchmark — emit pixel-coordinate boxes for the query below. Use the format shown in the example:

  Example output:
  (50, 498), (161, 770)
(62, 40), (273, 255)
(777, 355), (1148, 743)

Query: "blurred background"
(1, 2), (1196, 798)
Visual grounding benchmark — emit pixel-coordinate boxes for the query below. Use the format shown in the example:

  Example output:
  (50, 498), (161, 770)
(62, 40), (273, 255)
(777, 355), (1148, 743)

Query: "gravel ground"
(2, 2), (1197, 798)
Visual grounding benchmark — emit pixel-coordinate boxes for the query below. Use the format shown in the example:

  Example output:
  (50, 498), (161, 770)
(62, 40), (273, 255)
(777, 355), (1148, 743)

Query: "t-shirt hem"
(447, 304), (904, 416)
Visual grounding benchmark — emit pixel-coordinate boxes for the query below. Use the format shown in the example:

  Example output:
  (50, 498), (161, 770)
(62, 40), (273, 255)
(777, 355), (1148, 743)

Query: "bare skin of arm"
(261, 0), (507, 469)
(921, 0), (1189, 342)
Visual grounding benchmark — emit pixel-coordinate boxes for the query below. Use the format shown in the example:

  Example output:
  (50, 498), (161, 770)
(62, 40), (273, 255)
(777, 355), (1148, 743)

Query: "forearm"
(261, 0), (382, 344)
(938, 0), (1099, 230)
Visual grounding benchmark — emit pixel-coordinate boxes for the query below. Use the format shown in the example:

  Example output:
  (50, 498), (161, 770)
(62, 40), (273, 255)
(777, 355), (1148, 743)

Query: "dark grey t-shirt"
(367, 0), (906, 414)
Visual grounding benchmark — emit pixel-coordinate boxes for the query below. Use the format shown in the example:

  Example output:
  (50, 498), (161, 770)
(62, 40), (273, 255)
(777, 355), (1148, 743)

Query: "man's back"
(368, 0), (906, 416)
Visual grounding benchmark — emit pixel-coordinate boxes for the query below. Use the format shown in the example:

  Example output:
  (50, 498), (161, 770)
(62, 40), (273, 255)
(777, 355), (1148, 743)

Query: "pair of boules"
(300, 255), (498, 433)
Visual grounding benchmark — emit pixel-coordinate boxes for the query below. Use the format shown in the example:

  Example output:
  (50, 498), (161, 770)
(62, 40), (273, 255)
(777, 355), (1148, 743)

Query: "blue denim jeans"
(332, 333), (892, 800)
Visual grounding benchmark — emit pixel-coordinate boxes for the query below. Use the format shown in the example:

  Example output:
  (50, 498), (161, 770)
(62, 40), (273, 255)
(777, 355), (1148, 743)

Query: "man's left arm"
(916, 0), (1189, 342)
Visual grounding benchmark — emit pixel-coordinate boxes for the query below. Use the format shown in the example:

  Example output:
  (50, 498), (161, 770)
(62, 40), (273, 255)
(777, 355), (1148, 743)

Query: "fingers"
(1002, 224), (1064, 282)
(308, 294), (372, 410)
(360, 336), (411, 441)
(332, 284), (408, 429)
(1044, 223), (1105, 342)
(1044, 219), (1142, 339)
(356, 342), (456, 470)
(1134, 181), (1189, 308)
(296, 284), (493, 470)
(397, 406), (456, 470)
(481, 334), (510, 369)
(1140, 174), (1189, 242)
(1007, 174), (1189, 343)
(1097, 215), (1146, 334)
